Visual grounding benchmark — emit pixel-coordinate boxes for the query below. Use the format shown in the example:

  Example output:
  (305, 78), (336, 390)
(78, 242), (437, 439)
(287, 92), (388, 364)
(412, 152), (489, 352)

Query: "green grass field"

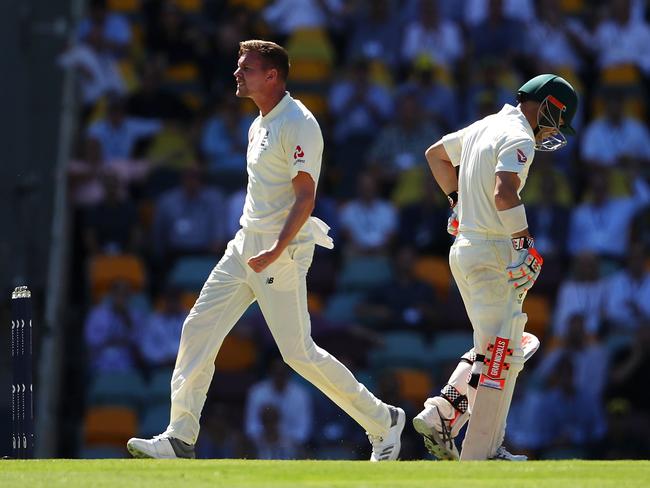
(1, 460), (649, 488)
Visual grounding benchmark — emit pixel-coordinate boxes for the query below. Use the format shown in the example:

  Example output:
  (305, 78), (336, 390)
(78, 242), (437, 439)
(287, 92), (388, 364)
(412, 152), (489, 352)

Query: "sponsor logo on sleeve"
(516, 149), (528, 164)
(293, 145), (305, 165)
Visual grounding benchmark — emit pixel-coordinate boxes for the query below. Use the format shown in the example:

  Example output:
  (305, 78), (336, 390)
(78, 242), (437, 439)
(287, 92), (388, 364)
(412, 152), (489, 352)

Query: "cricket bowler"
(127, 40), (405, 461)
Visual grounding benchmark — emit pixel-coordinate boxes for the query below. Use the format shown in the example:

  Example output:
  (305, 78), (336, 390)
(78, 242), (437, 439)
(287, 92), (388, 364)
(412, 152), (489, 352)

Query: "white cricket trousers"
(164, 228), (391, 444)
(448, 232), (527, 450)
(449, 232), (524, 357)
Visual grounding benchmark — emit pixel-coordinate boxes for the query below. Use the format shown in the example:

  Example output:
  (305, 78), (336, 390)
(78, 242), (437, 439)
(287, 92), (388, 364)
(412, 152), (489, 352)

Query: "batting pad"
(460, 313), (528, 460)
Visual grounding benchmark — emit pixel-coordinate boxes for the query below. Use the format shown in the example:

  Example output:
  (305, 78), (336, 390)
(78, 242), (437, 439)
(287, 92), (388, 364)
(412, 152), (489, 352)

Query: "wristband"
(497, 204), (528, 235)
(511, 236), (535, 250)
(447, 191), (458, 208)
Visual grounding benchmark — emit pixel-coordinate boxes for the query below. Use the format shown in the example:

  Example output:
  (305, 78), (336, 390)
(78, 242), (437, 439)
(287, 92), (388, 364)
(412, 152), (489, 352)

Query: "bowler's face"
(233, 51), (269, 98)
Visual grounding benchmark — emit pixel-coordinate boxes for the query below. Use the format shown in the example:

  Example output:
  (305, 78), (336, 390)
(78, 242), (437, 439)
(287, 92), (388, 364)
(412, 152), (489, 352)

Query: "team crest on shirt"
(293, 145), (305, 165)
(516, 149), (527, 164)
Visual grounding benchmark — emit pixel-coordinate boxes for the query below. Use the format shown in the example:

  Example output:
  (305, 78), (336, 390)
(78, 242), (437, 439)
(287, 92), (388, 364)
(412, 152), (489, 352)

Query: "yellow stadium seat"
(164, 63), (199, 82)
(413, 256), (451, 301)
(108, 0), (140, 13)
(290, 59), (333, 83)
(214, 333), (257, 371)
(522, 294), (551, 341)
(89, 254), (146, 302)
(601, 64), (641, 85)
(291, 92), (328, 118)
(393, 368), (433, 406)
(307, 292), (324, 314)
(175, 0), (202, 12)
(286, 28), (335, 64)
(228, 0), (268, 10)
(84, 406), (137, 447)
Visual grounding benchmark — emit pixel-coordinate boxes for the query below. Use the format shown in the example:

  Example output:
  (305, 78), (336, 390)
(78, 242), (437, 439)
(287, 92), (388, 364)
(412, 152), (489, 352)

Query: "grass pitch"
(1, 459), (648, 488)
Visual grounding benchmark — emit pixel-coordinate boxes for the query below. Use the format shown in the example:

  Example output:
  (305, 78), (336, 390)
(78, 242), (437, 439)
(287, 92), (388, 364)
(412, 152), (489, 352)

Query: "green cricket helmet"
(517, 74), (578, 151)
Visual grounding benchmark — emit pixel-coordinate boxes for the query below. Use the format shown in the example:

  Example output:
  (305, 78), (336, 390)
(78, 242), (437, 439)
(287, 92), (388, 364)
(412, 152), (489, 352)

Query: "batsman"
(413, 74), (578, 460)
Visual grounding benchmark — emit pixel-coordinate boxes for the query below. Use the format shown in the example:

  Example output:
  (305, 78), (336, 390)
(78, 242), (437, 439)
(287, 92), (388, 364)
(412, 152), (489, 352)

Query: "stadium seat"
(146, 367), (174, 404)
(168, 255), (217, 291)
(84, 406), (138, 447)
(428, 331), (473, 366)
(175, 0), (202, 12)
(413, 256), (451, 301)
(138, 404), (171, 438)
(87, 371), (147, 408)
(290, 59), (332, 83)
(522, 294), (551, 341)
(286, 28), (335, 64)
(393, 368), (434, 406)
(368, 331), (430, 369)
(322, 292), (364, 324)
(337, 256), (393, 292)
(108, 0), (140, 13)
(307, 292), (324, 314)
(214, 332), (257, 372)
(89, 254), (147, 302)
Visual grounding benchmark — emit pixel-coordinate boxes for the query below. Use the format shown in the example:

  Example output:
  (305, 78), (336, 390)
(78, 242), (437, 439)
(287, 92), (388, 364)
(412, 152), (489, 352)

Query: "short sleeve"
(441, 128), (465, 167)
(495, 137), (534, 174)
(285, 118), (324, 181)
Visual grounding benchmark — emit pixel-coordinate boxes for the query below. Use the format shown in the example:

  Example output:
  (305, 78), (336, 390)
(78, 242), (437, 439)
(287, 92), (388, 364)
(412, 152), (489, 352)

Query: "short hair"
(238, 40), (290, 82)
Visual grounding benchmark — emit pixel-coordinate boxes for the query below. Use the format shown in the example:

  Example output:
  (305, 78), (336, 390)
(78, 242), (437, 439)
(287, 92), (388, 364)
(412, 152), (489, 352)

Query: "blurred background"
(1, 0), (649, 461)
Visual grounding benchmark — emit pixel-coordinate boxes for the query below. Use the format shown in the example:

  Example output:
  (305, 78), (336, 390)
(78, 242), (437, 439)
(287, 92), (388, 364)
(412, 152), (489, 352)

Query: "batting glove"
(447, 191), (459, 236)
(506, 237), (543, 294)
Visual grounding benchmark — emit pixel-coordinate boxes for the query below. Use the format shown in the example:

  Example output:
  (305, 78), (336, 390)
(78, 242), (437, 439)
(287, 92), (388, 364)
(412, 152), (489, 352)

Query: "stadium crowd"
(61, 0), (650, 460)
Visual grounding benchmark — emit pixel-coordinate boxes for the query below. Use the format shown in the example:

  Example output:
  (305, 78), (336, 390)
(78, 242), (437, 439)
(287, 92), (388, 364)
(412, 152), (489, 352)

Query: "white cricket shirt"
(442, 104), (535, 236)
(240, 92), (323, 236)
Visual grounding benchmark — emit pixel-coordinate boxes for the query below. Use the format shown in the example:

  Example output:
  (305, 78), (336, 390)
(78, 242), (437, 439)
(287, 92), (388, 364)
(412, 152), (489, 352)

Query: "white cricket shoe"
(368, 406), (405, 461)
(127, 434), (195, 459)
(488, 445), (528, 461)
(412, 396), (465, 461)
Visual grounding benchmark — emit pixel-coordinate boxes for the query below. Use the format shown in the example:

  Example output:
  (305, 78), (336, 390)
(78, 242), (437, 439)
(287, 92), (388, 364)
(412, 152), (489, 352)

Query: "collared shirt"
(88, 117), (161, 161)
(442, 104), (535, 235)
(240, 92), (323, 236)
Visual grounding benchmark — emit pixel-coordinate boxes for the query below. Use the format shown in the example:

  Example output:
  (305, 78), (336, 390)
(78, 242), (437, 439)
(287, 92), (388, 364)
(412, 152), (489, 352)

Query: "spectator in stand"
(467, 0), (529, 63)
(568, 166), (650, 259)
(526, 0), (584, 73)
(126, 61), (192, 122)
(152, 165), (227, 264)
(201, 95), (254, 175)
(463, 0), (534, 26)
(139, 286), (187, 370)
(509, 313), (608, 456)
(58, 25), (126, 110)
(580, 88), (650, 168)
(328, 57), (393, 197)
(143, 0), (206, 68)
(346, 0), (401, 70)
(552, 253), (606, 339)
(82, 170), (141, 255)
(262, 0), (344, 37)
(88, 95), (162, 162)
(402, 61), (460, 133)
(401, 0), (464, 73)
(356, 246), (438, 333)
(84, 279), (145, 373)
(245, 360), (313, 460)
(594, 0), (650, 75)
(464, 59), (517, 123)
(366, 88), (440, 188)
(397, 174), (449, 256)
(68, 135), (151, 210)
(603, 243), (650, 332)
(76, 0), (132, 56)
(339, 174), (398, 255)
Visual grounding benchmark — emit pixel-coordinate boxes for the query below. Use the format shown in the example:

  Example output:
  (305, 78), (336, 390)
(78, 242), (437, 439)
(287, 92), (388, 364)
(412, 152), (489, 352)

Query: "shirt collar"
(500, 103), (535, 140)
(261, 91), (292, 122)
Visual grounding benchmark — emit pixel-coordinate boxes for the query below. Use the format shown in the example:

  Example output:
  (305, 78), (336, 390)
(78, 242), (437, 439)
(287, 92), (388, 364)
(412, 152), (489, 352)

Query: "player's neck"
(255, 88), (287, 116)
(518, 102), (539, 133)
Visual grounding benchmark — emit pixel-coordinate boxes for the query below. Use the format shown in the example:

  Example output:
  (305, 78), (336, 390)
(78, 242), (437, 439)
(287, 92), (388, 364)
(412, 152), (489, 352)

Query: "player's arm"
(247, 172), (314, 272)
(494, 171), (528, 238)
(425, 140), (457, 198)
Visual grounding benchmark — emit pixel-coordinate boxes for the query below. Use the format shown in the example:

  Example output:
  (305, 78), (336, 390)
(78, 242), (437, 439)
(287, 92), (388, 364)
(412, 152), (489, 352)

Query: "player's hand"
(506, 238), (543, 295)
(248, 246), (282, 273)
(447, 207), (459, 236)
